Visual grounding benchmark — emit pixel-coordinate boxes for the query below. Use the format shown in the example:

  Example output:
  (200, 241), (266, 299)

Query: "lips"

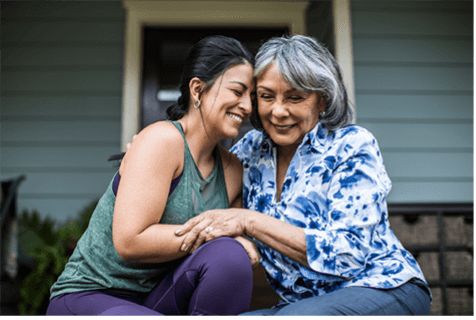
(275, 124), (294, 130)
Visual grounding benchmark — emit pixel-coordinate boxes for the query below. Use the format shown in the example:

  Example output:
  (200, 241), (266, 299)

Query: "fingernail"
(175, 229), (181, 235)
(181, 244), (187, 251)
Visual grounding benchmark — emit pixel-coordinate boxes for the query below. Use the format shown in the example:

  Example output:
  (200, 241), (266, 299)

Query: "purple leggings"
(46, 237), (253, 315)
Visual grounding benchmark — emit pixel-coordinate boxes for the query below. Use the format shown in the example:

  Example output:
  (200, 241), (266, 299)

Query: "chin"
(224, 129), (241, 139)
(214, 127), (240, 141)
(269, 134), (300, 148)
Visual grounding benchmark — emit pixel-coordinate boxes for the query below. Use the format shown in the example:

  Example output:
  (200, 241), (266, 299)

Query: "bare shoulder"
(138, 121), (184, 146)
(121, 121), (184, 176)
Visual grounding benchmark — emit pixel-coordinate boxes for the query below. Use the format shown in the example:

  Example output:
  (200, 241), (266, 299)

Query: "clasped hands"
(175, 209), (260, 267)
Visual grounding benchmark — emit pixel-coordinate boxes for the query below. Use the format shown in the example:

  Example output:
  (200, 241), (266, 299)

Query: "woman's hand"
(175, 208), (248, 254)
(234, 236), (261, 269)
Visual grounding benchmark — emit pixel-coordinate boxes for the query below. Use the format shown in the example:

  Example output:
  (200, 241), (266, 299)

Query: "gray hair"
(252, 35), (355, 132)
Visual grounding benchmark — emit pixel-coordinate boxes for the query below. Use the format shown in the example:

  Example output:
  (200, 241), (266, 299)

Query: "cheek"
(257, 102), (272, 121)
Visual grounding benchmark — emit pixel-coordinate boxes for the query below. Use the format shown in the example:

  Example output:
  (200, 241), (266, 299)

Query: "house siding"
(1, 1), (124, 225)
(351, 0), (473, 203)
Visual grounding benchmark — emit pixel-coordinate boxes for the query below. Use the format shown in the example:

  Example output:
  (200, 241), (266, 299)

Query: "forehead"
(256, 63), (292, 90)
(221, 63), (254, 83)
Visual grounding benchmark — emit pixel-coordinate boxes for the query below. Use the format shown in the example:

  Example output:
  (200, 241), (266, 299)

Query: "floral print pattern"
(231, 122), (429, 304)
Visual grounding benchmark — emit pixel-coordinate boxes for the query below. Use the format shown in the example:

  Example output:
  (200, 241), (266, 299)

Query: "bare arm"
(113, 122), (191, 263)
(175, 207), (309, 268)
(245, 210), (308, 267)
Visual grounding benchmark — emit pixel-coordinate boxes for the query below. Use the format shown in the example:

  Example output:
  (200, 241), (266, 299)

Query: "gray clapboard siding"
(2, 96), (122, 116)
(13, 172), (115, 195)
(354, 66), (472, 91)
(3, 47), (124, 67)
(2, 146), (119, 169)
(351, 0), (473, 204)
(360, 123), (473, 149)
(351, 0), (471, 10)
(356, 95), (473, 120)
(1, 1), (124, 18)
(1, 1), (124, 225)
(3, 120), (120, 142)
(353, 39), (472, 63)
(352, 11), (472, 37)
(3, 70), (123, 92)
(2, 21), (124, 43)
(383, 152), (473, 180)
(389, 182), (473, 203)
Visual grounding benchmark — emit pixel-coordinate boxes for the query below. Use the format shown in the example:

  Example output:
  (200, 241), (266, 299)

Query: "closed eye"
(232, 89), (243, 96)
(288, 96), (304, 102)
(258, 93), (273, 101)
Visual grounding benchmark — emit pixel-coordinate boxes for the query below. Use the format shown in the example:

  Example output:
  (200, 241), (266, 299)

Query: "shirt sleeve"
(303, 128), (392, 279)
(230, 139), (243, 161)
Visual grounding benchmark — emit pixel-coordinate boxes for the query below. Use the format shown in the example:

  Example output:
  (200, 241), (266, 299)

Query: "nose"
(240, 95), (253, 116)
(271, 100), (289, 118)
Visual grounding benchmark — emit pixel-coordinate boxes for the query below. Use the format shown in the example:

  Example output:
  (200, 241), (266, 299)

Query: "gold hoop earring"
(193, 100), (201, 109)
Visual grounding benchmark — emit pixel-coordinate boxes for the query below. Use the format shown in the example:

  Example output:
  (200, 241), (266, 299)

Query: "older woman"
(176, 35), (432, 315)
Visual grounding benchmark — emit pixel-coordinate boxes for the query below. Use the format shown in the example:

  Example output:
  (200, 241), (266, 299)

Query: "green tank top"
(50, 121), (230, 299)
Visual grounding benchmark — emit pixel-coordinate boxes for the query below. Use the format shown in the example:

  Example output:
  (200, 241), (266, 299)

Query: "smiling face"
(199, 63), (255, 141)
(257, 63), (325, 154)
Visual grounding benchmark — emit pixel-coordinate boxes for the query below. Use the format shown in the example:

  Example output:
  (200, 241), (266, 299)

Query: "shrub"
(17, 200), (98, 315)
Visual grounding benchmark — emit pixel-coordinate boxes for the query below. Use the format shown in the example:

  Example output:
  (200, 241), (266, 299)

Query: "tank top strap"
(169, 120), (190, 157)
(168, 120), (229, 210)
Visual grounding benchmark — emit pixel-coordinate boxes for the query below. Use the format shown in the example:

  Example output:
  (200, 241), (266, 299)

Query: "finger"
(204, 225), (227, 242)
(203, 221), (240, 241)
(175, 216), (202, 236)
(132, 134), (138, 141)
(247, 247), (260, 267)
(189, 230), (208, 254)
(234, 236), (260, 267)
(180, 219), (211, 251)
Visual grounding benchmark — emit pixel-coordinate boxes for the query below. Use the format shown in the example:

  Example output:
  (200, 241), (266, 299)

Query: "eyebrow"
(230, 81), (248, 90)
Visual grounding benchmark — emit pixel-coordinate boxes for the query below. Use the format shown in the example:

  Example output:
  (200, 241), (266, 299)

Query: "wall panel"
(351, 0), (473, 204)
(1, 1), (124, 225)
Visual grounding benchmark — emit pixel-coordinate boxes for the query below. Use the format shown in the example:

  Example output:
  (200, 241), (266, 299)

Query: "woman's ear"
(317, 94), (327, 114)
(189, 77), (204, 104)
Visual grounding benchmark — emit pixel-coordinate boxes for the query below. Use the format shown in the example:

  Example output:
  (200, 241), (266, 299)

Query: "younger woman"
(46, 35), (258, 316)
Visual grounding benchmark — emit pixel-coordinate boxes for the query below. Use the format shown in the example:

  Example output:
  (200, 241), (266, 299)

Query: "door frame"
(120, 0), (355, 150)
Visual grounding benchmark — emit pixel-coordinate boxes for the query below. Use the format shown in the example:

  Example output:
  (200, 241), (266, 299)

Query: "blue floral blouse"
(231, 122), (429, 304)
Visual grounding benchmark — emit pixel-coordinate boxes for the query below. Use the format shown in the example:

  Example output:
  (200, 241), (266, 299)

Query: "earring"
(193, 100), (201, 109)
(319, 111), (326, 117)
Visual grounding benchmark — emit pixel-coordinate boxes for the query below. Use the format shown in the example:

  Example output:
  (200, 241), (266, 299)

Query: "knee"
(196, 237), (252, 273)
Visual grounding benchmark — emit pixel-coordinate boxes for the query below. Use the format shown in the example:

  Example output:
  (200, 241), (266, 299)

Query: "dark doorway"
(141, 26), (289, 149)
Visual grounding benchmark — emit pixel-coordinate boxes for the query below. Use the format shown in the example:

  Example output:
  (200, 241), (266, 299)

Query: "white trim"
(333, 0), (356, 121)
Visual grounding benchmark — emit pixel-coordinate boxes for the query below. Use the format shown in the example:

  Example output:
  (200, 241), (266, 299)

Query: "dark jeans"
(46, 237), (253, 315)
(241, 279), (431, 316)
